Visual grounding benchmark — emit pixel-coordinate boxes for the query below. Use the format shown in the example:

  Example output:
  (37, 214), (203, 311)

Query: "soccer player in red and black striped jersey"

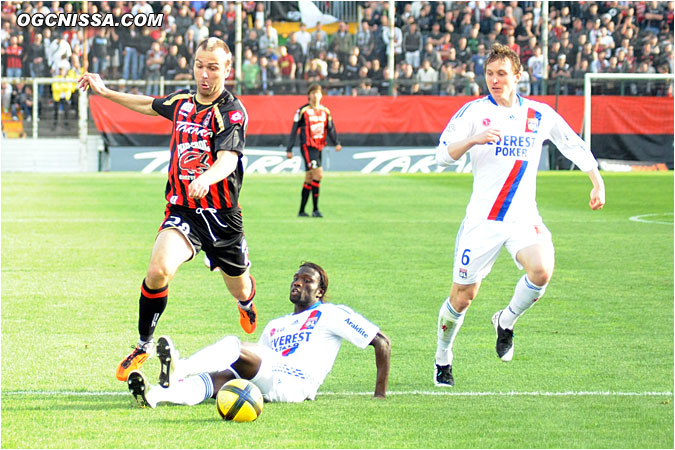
(286, 84), (342, 218)
(79, 38), (259, 383)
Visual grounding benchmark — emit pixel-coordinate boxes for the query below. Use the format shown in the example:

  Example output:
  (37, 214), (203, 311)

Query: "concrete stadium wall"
(1, 137), (102, 172)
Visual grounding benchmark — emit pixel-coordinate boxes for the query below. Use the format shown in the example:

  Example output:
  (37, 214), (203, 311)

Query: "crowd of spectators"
(1, 0), (674, 124)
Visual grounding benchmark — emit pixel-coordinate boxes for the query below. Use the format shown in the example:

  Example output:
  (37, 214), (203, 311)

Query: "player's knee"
(232, 348), (262, 380)
(210, 370), (236, 398)
(146, 264), (172, 288)
(451, 289), (476, 312)
(453, 297), (472, 312)
(527, 266), (552, 287)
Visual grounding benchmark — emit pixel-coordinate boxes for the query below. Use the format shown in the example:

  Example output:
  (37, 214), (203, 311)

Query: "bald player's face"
(193, 47), (231, 102)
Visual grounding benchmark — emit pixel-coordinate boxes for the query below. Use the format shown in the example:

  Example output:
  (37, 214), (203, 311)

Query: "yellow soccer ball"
(216, 379), (264, 422)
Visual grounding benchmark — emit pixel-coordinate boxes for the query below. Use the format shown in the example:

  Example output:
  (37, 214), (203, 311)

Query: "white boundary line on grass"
(2, 390), (672, 397)
(322, 390), (674, 397)
(629, 212), (674, 225)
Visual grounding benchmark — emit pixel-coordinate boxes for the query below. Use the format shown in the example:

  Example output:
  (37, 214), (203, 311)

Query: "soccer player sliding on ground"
(127, 262), (390, 406)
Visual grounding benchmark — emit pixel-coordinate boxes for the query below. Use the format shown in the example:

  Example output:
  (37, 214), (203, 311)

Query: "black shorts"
(159, 205), (250, 277)
(301, 145), (322, 171)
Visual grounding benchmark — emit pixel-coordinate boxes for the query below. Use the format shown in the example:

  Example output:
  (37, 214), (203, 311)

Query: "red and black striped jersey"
(5, 45), (23, 69)
(286, 103), (340, 152)
(152, 89), (248, 211)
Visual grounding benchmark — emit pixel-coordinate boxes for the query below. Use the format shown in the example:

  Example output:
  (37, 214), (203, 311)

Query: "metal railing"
(1, 77), (235, 139)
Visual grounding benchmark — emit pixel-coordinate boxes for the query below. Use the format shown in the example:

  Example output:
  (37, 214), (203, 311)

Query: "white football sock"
(147, 373), (214, 407)
(175, 336), (241, 380)
(499, 275), (547, 330)
(435, 298), (465, 366)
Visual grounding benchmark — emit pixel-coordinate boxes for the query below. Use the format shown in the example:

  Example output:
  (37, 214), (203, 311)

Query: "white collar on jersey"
(487, 93), (524, 107)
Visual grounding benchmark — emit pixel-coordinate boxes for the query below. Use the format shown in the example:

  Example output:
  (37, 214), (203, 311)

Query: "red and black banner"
(588, 96), (673, 167)
(89, 94), (673, 167)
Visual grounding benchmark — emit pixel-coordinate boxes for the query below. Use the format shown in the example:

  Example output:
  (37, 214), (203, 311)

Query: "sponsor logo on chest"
(272, 331), (313, 356)
(308, 110), (326, 123)
(178, 102), (194, 117)
(177, 140), (210, 153)
(176, 121), (212, 138)
(487, 134), (537, 158)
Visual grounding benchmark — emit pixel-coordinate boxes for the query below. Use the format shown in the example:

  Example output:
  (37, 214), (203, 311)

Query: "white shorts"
(246, 345), (318, 403)
(452, 218), (553, 284)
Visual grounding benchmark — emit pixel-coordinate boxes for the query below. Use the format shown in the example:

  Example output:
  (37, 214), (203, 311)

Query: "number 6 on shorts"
(461, 249), (471, 265)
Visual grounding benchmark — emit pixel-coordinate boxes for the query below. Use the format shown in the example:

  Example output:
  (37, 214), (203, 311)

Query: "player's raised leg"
(156, 336), (178, 388)
(205, 230), (258, 334)
(128, 370), (153, 408)
(137, 345), (264, 408)
(158, 335), (242, 387)
(223, 269), (257, 333)
(494, 241), (553, 361)
(116, 229), (192, 381)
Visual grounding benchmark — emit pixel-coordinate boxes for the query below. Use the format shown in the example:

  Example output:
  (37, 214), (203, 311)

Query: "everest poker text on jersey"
(270, 316), (372, 354)
(488, 135), (537, 159)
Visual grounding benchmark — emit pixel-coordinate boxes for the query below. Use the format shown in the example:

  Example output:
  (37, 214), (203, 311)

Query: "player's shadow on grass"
(160, 418), (232, 425)
(2, 396), (133, 412)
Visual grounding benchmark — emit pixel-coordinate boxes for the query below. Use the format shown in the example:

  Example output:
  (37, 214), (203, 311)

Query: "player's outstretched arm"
(586, 167), (606, 210)
(78, 72), (158, 116)
(369, 331), (391, 399)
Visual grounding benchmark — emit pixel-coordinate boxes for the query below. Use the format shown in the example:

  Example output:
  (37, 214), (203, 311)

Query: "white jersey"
(258, 302), (379, 397)
(436, 94), (598, 224)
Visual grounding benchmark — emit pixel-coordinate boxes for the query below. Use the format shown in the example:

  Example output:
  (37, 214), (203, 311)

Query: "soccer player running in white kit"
(128, 262), (391, 406)
(433, 43), (606, 386)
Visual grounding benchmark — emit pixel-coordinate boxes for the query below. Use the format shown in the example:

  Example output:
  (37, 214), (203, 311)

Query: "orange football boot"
(116, 343), (154, 381)
(238, 275), (257, 334)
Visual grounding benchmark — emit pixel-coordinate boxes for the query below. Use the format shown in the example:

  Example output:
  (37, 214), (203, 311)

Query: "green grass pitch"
(1, 171), (673, 449)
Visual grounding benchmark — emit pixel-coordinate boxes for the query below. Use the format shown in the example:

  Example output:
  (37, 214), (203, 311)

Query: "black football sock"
(300, 183), (311, 212)
(138, 279), (168, 343)
(311, 180), (321, 211)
